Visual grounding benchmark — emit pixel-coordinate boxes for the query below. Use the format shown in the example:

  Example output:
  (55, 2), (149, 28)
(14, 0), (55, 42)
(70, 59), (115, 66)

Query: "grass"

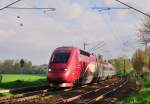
(0, 74), (48, 89)
(117, 75), (150, 104)
(1, 74), (46, 83)
(0, 92), (12, 97)
(116, 68), (134, 77)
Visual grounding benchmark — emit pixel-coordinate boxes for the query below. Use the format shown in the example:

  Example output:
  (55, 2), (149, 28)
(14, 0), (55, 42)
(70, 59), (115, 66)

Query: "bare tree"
(139, 16), (150, 52)
(132, 49), (149, 75)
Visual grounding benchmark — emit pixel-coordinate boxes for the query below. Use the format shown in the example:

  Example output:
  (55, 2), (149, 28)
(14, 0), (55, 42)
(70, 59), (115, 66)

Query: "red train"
(47, 47), (115, 87)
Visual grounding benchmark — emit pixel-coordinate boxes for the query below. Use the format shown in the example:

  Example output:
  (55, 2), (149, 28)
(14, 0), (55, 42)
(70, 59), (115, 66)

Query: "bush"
(0, 75), (2, 83)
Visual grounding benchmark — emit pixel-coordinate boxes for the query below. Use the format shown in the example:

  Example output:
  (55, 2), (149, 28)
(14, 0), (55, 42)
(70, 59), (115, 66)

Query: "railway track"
(0, 81), (104, 104)
(0, 77), (120, 104)
(85, 78), (128, 104)
(0, 89), (52, 104)
(25, 77), (120, 104)
(52, 77), (127, 104)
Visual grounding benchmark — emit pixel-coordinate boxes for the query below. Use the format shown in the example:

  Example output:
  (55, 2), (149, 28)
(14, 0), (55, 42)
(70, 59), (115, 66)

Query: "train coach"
(99, 61), (115, 80)
(47, 46), (115, 87)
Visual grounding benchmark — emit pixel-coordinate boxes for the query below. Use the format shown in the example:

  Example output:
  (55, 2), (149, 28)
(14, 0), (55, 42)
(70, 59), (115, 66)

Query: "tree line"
(0, 59), (48, 74)
(109, 48), (150, 76)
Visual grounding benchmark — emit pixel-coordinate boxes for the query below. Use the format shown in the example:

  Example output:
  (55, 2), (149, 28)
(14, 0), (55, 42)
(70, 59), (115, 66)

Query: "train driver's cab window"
(52, 53), (70, 63)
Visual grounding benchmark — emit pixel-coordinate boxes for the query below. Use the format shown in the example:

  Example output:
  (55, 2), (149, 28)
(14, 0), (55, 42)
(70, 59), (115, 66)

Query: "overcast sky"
(0, 0), (149, 65)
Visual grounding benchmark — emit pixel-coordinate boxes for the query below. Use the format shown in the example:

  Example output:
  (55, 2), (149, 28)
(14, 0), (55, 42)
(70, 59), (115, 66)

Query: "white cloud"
(66, 3), (83, 18)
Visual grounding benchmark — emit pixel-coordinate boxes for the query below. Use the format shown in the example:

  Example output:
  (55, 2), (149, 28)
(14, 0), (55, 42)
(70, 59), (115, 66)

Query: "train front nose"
(47, 67), (73, 87)
(47, 66), (70, 82)
(47, 70), (66, 83)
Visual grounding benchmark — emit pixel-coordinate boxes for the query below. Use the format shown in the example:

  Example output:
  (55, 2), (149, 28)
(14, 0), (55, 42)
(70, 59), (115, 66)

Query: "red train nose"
(47, 70), (69, 82)
(47, 70), (73, 87)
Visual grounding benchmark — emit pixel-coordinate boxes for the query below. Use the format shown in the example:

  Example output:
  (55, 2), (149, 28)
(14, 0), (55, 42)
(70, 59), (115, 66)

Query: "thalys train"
(47, 47), (115, 87)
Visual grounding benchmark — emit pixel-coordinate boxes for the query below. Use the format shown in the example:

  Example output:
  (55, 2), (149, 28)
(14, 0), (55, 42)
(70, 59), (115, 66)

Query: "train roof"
(100, 60), (113, 68)
(100, 60), (109, 65)
(55, 46), (94, 56)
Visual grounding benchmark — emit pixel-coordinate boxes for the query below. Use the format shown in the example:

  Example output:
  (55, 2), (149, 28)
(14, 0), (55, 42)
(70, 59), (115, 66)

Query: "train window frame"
(79, 50), (90, 61)
(80, 50), (90, 57)
(52, 52), (70, 63)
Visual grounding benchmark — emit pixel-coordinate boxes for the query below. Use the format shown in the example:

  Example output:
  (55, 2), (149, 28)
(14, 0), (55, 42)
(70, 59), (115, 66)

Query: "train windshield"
(52, 53), (70, 63)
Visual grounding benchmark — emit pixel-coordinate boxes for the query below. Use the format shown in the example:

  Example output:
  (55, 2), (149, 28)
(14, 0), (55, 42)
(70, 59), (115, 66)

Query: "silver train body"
(81, 61), (115, 84)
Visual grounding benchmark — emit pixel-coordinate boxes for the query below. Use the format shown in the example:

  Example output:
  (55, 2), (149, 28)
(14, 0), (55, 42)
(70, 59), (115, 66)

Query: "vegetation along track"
(0, 85), (49, 94)
(0, 77), (120, 104)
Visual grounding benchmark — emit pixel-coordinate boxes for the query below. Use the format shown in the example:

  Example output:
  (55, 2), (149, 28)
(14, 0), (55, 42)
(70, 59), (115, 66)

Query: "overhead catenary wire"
(115, 0), (150, 51)
(91, 2), (147, 58)
(0, 0), (56, 12)
(91, 4), (145, 47)
(7, 7), (56, 11)
(88, 42), (103, 51)
(85, 0), (148, 52)
(92, 5), (130, 44)
(91, 6), (132, 58)
(94, 11), (125, 58)
(90, 46), (104, 52)
(27, 2), (56, 16)
(91, 46), (104, 52)
(104, 10), (139, 56)
(115, 0), (150, 18)
(89, 44), (105, 51)
(0, 0), (21, 11)
(88, 41), (105, 52)
(92, 6), (130, 12)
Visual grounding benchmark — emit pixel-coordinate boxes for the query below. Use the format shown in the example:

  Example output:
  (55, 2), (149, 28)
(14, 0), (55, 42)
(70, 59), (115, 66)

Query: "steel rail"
(0, 82), (94, 103)
(86, 78), (128, 104)
(0, 78), (118, 104)
(0, 89), (51, 103)
(0, 85), (49, 101)
(0, 82), (98, 104)
(53, 78), (122, 104)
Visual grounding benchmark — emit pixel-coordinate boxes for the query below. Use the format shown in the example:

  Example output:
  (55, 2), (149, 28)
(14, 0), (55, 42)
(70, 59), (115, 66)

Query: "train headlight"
(64, 68), (68, 72)
(48, 68), (52, 72)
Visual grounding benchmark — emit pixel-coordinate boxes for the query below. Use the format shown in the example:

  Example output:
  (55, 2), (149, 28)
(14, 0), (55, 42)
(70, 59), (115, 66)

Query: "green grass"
(0, 74), (48, 89)
(116, 68), (134, 77)
(1, 74), (45, 83)
(0, 92), (12, 97)
(117, 76), (150, 104)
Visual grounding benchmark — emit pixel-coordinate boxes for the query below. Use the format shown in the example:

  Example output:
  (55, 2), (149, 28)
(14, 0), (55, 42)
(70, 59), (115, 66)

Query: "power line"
(90, 44), (104, 52)
(22, 2), (56, 18)
(91, 5), (130, 44)
(88, 41), (105, 52)
(91, 45), (104, 52)
(115, 0), (150, 18)
(88, 42), (102, 51)
(7, 7), (56, 11)
(0, 0), (21, 11)
(92, 6), (130, 12)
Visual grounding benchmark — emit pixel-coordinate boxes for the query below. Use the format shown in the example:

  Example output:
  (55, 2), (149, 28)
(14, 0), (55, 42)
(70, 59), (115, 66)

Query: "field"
(117, 76), (150, 104)
(0, 74), (48, 89)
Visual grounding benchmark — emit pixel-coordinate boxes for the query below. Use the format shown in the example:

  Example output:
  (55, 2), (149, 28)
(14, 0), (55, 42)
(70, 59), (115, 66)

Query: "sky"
(0, 0), (150, 65)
